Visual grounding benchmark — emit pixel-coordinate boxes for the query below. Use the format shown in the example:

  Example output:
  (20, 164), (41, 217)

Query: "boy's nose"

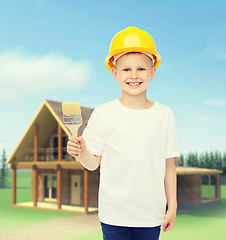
(130, 70), (138, 79)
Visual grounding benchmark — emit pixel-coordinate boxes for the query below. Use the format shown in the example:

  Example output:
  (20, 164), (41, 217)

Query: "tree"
(182, 150), (225, 181)
(179, 154), (184, 166)
(199, 152), (205, 168)
(204, 151), (211, 168)
(214, 150), (222, 170)
(222, 152), (226, 175)
(0, 148), (8, 188)
(186, 151), (199, 167)
(209, 151), (215, 169)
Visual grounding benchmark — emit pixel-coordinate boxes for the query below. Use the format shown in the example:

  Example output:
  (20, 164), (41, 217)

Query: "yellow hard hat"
(105, 26), (161, 72)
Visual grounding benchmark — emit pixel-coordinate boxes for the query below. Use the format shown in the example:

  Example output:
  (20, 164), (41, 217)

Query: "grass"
(201, 184), (216, 199)
(0, 172), (82, 230)
(73, 185), (226, 240)
(1, 171), (226, 239)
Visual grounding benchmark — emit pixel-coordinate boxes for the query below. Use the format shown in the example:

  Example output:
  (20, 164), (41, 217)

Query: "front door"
(71, 175), (81, 205)
(44, 174), (57, 202)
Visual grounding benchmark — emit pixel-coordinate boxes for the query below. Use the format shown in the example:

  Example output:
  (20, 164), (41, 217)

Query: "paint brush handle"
(65, 124), (82, 139)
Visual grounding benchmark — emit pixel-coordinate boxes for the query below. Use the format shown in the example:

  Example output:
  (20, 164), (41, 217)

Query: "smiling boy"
(67, 26), (180, 240)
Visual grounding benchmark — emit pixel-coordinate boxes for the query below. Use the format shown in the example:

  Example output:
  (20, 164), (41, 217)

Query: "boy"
(67, 26), (179, 240)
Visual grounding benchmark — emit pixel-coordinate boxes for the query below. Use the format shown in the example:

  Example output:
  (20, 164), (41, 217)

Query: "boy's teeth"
(128, 82), (140, 85)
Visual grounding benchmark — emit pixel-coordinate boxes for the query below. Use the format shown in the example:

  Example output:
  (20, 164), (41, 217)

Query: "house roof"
(7, 99), (94, 164)
(176, 166), (223, 175)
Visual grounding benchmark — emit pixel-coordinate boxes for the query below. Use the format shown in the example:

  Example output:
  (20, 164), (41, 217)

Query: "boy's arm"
(161, 157), (177, 232)
(76, 150), (101, 171)
(164, 157), (177, 212)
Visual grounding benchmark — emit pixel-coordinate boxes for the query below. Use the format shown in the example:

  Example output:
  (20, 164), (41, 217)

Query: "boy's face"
(111, 53), (156, 98)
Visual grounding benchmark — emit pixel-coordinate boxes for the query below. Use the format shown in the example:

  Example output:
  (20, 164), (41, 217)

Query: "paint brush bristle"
(62, 102), (81, 115)
(62, 102), (83, 126)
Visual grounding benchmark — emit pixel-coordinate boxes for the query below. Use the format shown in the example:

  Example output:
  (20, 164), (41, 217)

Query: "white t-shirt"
(82, 98), (180, 227)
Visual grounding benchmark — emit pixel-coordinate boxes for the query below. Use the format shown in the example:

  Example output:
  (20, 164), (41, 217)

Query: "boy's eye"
(122, 68), (145, 71)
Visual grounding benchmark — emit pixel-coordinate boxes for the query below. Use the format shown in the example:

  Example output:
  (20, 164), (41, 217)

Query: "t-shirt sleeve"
(82, 108), (106, 156)
(165, 109), (180, 159)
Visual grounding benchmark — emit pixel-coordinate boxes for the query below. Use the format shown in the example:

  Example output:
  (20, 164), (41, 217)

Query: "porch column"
(208, 174), (211, 199)
(57, 166), (62, 209)
(12, 165), (17, 204)
(58, 124), (62, 161)
(33, 124), (38, 207)
(34, 123), (39, 162)
(32, 166), (38, 207)
(84, 169), (89, 214)
(215, 174), (220, 199)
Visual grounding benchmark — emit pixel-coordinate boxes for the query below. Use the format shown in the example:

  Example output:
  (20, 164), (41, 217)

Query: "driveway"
(0, 212), (101, 240)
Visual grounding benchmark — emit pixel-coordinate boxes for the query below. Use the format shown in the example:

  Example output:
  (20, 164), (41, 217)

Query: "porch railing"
(18, 147), (75, 162)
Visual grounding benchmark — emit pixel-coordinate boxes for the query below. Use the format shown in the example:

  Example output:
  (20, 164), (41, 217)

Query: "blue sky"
(0, 0), (226, 160)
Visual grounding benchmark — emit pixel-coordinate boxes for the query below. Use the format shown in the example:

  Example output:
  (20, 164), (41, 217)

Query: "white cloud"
(204, 98), (225, 107)
(0, 50), (92, 102)
(187, 115), (209, 123)
(195, 116), (209, 122)
(214, 51), (226, 60)
(199, 30), (226, 61)
(189, 116), (209, 123)
(80, 97), (102, 109)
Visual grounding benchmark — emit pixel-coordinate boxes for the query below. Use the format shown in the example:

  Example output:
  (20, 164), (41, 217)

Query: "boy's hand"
(160, 209), (176, 232)
(67, 136), (87, 158)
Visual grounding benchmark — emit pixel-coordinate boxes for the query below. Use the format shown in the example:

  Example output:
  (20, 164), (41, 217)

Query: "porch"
(15, 202), (98, 214)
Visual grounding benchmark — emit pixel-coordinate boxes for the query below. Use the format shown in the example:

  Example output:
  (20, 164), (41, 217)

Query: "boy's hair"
(113, 52), (154, 70)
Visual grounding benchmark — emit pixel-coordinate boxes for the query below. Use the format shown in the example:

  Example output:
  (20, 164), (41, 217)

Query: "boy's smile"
(126, 82), (142, 87)
(112, 52), (156, 97)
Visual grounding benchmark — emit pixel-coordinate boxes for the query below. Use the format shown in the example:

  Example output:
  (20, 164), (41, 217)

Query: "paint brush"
(62, 102), (83, 139)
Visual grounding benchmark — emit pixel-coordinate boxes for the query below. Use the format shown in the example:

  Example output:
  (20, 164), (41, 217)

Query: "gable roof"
(7, 99), (94, 164)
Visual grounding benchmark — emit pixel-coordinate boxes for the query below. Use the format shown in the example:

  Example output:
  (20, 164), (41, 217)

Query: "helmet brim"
(105, 47), (161, 72)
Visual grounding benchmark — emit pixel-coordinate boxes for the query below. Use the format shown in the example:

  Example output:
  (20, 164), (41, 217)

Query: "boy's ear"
(111, 67), (118, 80)
(151, 67), (156, 79)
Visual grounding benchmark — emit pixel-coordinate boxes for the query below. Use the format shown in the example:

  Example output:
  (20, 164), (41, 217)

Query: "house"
(7, 99), (223, 214)
(7, 99), (99, 214)
(176, 166), (222, 210)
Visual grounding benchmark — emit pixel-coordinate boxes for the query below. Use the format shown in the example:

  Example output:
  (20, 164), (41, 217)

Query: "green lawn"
(1, 172), (226, 239)
(0, 172), (81, 230)
(72, 184), (226, 240)
(74, 185), (226, 240)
